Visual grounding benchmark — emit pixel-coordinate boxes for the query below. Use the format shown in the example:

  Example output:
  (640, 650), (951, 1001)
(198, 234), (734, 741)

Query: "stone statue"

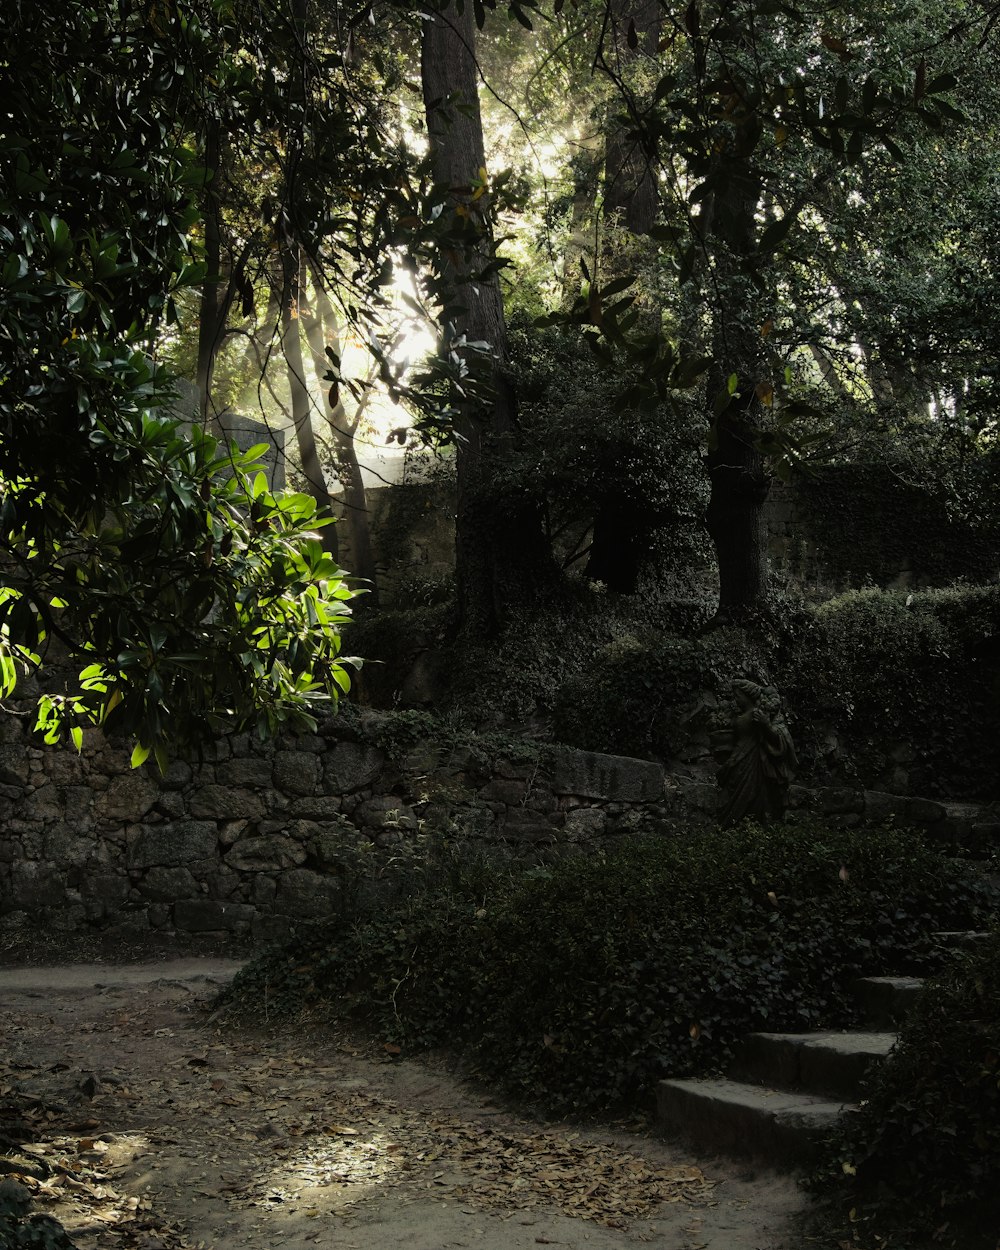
(714, 679), (797, 827)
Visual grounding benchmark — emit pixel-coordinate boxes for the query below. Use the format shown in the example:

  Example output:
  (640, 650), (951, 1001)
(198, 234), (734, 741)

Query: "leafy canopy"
(0, 0), (359, 760)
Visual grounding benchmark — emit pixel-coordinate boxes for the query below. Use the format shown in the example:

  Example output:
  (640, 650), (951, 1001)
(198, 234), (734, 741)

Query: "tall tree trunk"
(301, 272), (380, 606)
(421, 1), (552, 638)
(234, 285), (281, 409)
(584, 0), (661, 592)
(602, 0), (660, 236)
(809, 343), (851, 399)
(196, 120), (225, 436)
(560, 138), (601, 307)
(702, 125), (770, 615)
(281, 248), (338, 552)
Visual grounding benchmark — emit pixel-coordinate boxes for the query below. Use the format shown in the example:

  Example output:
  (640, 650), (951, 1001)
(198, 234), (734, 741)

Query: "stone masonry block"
(323, 742), (385, 794)
(189, 786), (265, 820)
(173, 899), (255, 932)
(129, 821), (218, 869)
(551, 748), (665, 803)
(273, 751), (320, 796)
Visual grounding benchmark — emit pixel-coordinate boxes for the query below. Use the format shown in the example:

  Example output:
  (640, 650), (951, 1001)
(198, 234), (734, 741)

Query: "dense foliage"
(794, 463), (1000, 588)
(504, 319), (710, 591)
(220, 823), (996, 1113)
(0, 0), (360, 757)
(814, 928), (1000, 1250)
(787, 585), (1000, 798)
(553, 624), (760, 759)
(353, 573), (1000, 800)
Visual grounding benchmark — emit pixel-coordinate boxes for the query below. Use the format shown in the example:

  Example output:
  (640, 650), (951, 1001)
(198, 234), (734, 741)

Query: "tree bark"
(421, 1), (551, 638)
(281, 247), (338, 550)
(195, 120), (226, 436)
(585, 497), (649, 592)
(701, 120), (770, 614)
(302, 272), (380, 606)
(584, 0), (661, 592)
(602, 0), (660, 236)
(809, 342), (851, 399)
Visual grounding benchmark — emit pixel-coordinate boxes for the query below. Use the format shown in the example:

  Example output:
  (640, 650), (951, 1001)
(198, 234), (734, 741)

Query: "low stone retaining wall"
(1, 711), (996, 946)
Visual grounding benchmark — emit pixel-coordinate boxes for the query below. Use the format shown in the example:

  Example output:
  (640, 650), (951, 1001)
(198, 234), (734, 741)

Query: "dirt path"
(0, 961), (806, 1250)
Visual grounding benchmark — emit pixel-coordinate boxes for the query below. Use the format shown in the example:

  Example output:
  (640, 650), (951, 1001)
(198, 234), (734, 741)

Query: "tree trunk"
(584, 496), (648, 592)
(195, 120), (225, 436)
(234, 285), (281, 409)
(421, 1), (551, 637)
(702, 131), (770, 614)
(281, 248), (338, 551)
(584, 0), (661, 592)
(602, 0), (660, 236)
(809, 343), (851, 399)
(705, 391), (770, 613)
(301, 273), (380, 606)
(560, 138), (601, 307)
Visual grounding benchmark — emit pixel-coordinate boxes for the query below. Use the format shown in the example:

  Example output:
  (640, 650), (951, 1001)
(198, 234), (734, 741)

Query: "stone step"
(729, 1030), (896, 1103)
(932, 929), (992, 950)
(656, 1076), (846, 1165)
(851, 975), (924, 1028)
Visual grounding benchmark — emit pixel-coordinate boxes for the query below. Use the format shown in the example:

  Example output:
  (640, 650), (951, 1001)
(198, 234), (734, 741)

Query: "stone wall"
(350, 475), (995, 611)
(1, 711), (996, 949)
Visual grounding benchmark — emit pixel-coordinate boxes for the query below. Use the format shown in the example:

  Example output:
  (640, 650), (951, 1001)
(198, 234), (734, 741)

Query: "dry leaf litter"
(1, 976), (715, 1250)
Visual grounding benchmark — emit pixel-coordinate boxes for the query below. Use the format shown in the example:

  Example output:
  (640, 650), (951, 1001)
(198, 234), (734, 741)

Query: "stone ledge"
(551, 748), (665, 803)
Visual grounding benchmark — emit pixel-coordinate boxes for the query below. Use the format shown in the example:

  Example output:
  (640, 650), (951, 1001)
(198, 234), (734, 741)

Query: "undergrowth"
(219, 822), (996, 1115)
(811, 927), (1000, 1250)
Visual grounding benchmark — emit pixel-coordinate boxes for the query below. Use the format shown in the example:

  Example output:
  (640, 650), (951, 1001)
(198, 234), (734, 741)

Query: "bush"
(463, 824), (995, 1110)
(220, 840), (506, 1043)
(552, 626), (759, 759)
(220, 822), (997, 1115)
(785, 585), (1000, 798)
(504, 317), (710, 587)
(813, 928), (1000, 1249)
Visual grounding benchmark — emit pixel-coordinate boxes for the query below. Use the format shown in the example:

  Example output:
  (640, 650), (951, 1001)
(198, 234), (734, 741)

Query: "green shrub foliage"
(352, 581), (1000, 799)
(786, 585), (1000, 798)
(504, 318), (710, 589)
(222, 823), (996, 1113)
(552, 626), (760, 758)
(795, 463), (1000, 589)
(815, 928), (1000, 1249)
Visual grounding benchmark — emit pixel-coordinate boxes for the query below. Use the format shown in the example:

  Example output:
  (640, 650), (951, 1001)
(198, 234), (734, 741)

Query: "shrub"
(463, 824), (995, 1110)
(785, 585), (1000, 798)
(552, 626), (759, 759)
(219, 841), (513, 1041)
(220, 822), (997, 1115)
(813, 928), (1000, 1249)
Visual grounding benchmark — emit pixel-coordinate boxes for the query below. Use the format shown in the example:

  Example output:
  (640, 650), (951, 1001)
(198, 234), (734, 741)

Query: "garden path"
(0, 960), (806, 1250)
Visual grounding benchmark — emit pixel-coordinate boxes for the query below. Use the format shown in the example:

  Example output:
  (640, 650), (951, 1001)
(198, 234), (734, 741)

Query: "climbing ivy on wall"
(793, 464), (1000, 587)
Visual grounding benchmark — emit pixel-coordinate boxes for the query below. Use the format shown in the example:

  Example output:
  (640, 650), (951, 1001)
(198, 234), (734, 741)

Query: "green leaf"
(599, 273), (637, 300)
(71, 726), (84, 752)
(925, 72), (958, 95)
(131, 742), (151, 769)
(758, 214), (795, 256)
